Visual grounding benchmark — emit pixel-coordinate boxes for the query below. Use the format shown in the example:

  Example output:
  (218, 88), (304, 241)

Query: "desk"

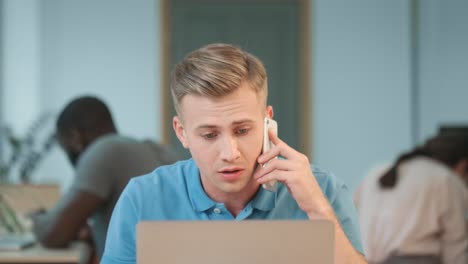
(0, 184), (60, 214)
(0, 242), (90, 264)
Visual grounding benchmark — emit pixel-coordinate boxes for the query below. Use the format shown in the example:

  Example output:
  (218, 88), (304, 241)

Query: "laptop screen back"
(137, 220), (334, 264)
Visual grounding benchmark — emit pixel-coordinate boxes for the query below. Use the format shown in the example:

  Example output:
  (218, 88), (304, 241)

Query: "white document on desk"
(0, 233), (36, 251)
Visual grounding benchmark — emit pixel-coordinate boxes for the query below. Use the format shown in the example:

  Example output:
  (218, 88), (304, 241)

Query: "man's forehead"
(179, 99), (263, 127)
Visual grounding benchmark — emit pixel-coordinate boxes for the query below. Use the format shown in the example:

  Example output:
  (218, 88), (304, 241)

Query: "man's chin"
(220, 181), (259, 194)
(219, 184), (245, 194)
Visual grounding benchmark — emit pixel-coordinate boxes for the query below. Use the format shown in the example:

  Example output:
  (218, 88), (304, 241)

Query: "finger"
(254, 159), (296, 179)
(256, 170), (290, 184)
(268, 128), (281, 144)
(271, 129), (301, 157)
(258, 145), (281, 164)
(258, 137), (301, 164)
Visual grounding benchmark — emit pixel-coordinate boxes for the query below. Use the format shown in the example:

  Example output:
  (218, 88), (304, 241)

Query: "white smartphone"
(262, 117), (278, 191)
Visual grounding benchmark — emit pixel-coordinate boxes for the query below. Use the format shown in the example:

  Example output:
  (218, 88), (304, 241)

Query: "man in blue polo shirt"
(101, 43), (366, 264)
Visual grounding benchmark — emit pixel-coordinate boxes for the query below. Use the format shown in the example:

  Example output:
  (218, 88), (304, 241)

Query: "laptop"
(137, 220), (334, 264)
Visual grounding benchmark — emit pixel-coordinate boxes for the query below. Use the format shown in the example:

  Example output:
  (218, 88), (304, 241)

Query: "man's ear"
(173, 116), (189, 149)
(265, 105), (274, 119)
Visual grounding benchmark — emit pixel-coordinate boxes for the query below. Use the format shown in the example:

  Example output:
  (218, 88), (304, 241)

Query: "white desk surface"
(0, 242), (89, 264)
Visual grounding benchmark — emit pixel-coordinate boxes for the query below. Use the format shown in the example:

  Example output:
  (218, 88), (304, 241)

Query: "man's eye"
(202, 133), (217, 139)
(236, 128), (249, 135)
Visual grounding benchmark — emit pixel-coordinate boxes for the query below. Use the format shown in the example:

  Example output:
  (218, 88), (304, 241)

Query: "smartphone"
(262, 117), (278, 191)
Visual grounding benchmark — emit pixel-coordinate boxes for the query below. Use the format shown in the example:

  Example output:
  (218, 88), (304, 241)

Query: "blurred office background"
(0, 0), (467, 192)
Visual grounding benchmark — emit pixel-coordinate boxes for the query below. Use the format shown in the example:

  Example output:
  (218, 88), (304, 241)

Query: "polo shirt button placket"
(213, 208), (221, 214)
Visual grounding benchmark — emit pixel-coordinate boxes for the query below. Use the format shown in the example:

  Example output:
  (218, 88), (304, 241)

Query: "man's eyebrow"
(231, 119), (255, 126)
(195, 124), (218, 130)
(195, 119), (255, 130)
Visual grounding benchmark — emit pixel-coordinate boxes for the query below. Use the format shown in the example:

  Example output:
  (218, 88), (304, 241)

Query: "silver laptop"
(137, 220), (334, 264)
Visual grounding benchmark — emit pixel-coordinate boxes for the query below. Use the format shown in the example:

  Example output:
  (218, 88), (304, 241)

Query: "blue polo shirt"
(101, 159), (363, 264)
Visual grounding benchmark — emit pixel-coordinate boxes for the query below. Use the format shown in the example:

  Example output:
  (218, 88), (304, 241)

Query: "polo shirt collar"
(186, 160), (216, 212)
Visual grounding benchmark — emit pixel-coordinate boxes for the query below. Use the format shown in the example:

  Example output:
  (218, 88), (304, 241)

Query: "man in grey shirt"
(31, 96), (179, 261)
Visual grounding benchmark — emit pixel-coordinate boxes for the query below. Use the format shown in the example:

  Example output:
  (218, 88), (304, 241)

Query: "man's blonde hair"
(170, 43), (268, 114)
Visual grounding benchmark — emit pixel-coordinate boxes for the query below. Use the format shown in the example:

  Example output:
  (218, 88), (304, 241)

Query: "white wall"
(1, 0), (162, 188)
(418, 0), (468, 141)
(0, 1), (3, 162)
(40, 0), (161, 140)
(1, 0), (41, 135)
(0, 0), (45, 183)
(312, 1), (412, 191)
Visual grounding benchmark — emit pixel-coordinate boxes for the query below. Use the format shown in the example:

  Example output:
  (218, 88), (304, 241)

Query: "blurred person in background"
(31, 96), (179, 262)
(356, 133), (468, 264)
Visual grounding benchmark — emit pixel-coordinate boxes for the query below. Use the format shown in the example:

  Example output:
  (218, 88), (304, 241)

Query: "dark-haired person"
(31, 96), (179, 261)
(356, 134), (468, 264)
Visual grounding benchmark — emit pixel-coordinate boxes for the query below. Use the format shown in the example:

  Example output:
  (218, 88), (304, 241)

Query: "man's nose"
(219, 136), (241, 162)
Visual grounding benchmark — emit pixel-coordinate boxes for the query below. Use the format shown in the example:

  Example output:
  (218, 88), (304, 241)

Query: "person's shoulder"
(85, 134), (134, 154)
(75, 134), (126, 167)
(116, 159), (197, 219)
(96, 133), (134, 144)
(404, 157), (453, 183)
(310, 165), (347, 198)
(129, 159), (196, 189)
(86, 134), (169, 158)
(141, 139), (167, 150)
(140, 139), (181, 163)
(311, 165), (343, 186)
(104, 134), (149, 150)
(153, 158), (196, 179)
(407, 158), (468, 201)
